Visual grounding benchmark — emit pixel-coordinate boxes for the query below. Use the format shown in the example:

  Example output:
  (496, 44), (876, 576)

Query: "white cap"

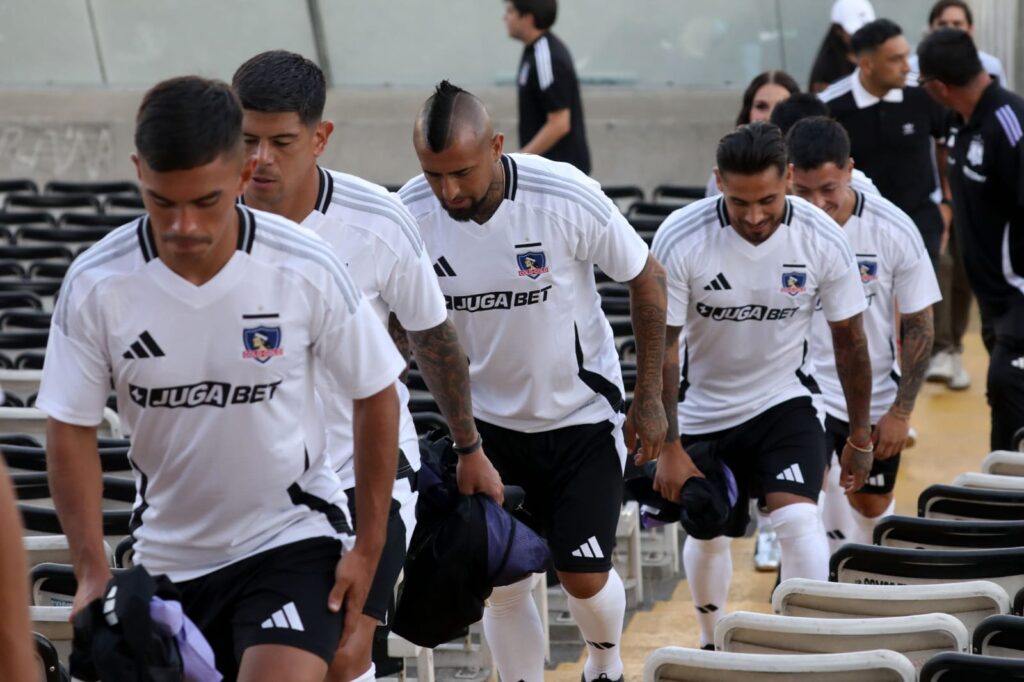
(831, 0), (876, 36)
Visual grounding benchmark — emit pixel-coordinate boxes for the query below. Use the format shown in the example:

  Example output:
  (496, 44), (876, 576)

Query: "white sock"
(566, 569), (626, 682)
(351, 664), (375, 682)
(771, 502), (829, 582)
(849, 498), (895, 546)
(482, 576), (546, 682)
(754, 502), (771, 532)
(821, 459), (854, 556)
(682, 535), (732, 648)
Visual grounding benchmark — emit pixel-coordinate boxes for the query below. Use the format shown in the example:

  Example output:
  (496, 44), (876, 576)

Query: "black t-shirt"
(948, 82), (1024, 308)
(808, 31), (854, 91)
(517, 31), (591, 175)
(821, 75), (947, 222)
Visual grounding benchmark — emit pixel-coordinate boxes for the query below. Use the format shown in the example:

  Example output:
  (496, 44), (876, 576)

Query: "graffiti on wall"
(0, 124), (115, 179)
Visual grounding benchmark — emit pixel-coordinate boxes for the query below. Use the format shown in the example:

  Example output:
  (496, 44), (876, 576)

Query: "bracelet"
(452, 435), (482, 456)
(846, 437), (874, 454)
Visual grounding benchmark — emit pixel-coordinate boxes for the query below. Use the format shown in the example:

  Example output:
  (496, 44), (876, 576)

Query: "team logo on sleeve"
(517, 251), (550, 279)
(780, 272), (807, 296)
(858, 260), (879, 283)
(242, 326), (283, 363)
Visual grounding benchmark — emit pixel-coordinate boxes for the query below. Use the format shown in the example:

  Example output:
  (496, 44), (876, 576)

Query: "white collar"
(852, 68), (904, 108)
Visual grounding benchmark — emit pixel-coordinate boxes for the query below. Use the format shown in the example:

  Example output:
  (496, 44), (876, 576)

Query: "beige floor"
(547, 332), (995, 682)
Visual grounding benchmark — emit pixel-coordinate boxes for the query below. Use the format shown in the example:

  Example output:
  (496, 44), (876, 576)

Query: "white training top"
(808, 191), (941, 423)
(301, 167), (447, 491)
(399, 153), (649, 433)
(652, 195), (867, 434)
(705, 168), (881, 198)
(36, 207), (404, 581)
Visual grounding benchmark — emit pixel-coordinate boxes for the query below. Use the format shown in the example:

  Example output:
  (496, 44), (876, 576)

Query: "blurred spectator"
(809, 0), (877, 93)
(706, 71), (800, 197)
(504, 0), (591, 174)
(909, 0), (1007, 86)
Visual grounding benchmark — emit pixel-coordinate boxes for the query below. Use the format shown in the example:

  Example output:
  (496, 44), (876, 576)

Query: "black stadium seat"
(27, 262), (67, 280)
(652, 184), (706, 203)
(830, 544), (1024, 599)
(44, 180), (138, 198)
(919, 484), (1024, 521)
(973, 614), (1024, 656)
(0, 310), (52, 331)
(2, 443), (129, 473)
(0, 179), (38, 197)
(0, 261), (26, 279)
(33, 632), (64, 682)
(60, 212), (131, 229)
(603, 185), (645, 203)
(919, 652), (1024, 680)
(13, 473), (134, 535)
(0, 244), (72, 263)
(0, 290), (43, 310)
(874, 515), (1024, 550)
(16, 225), (112, 247)
(0, 211), (55, 230)
(4, 193), (100, 214)
(626, 201), (676, 220)
(102, 194), (145, 215)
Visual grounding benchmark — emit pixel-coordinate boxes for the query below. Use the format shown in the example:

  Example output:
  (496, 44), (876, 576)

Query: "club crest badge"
(517, 251), (550, 279)
(780, 271), (807, 296)
(858, 260), (879, 283)
(242, 326), (283, 363)
(967, 136), (984, 166)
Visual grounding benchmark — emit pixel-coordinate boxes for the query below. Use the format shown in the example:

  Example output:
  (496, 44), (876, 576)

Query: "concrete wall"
(0, 87), (737, 193)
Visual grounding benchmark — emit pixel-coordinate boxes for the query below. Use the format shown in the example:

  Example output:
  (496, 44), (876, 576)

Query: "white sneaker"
(754, 529), (781, 572)
(948, 352), (971, 390)
(926, 351), (954, 383)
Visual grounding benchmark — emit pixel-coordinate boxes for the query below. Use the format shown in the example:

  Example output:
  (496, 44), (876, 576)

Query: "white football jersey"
(36, 207), (404, 581)
(653, 195), (867, 434)
(399, 154), (649, 434)
(808, 191), (941, 423)
(301, 167), (447, 492)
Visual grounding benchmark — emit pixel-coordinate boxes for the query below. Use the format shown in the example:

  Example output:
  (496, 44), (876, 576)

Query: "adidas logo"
(696, 603), (719, 614)
(433, 256), (457, 277)
(122, 331), (165, 360)
(867, 474), (886, 487)
(776, 464), (804, 484)
(826, 529), (846, 540)
(703, 273), (732, 291)
(261, 601), (305, 631)
(586, 640), (617, 650)
(571, 535), (604, 559)
(1012, 357), (1024, 370)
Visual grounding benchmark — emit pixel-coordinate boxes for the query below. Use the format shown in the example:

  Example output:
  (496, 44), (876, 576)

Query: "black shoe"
(581, 674), (624, 682)
(701, 643), (716, 651)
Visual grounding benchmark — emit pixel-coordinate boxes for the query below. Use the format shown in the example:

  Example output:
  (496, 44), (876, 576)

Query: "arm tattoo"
(408, 319), (477, 445)
(663, 326), (683, 442)
(629, 256), (668, 423)
(829, 313), (873, 440)
(894, 307), (935, 415)
(388, 313), (410, 384)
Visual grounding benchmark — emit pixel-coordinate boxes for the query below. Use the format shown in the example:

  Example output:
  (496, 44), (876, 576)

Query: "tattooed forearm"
(894, 307), (935, 416)
(629, 256), (668, 400)
(829, 313), (873, 441)
(388, 313), (411, 384)
(408, 319), (477, 445)
(663, 327), (683, 442)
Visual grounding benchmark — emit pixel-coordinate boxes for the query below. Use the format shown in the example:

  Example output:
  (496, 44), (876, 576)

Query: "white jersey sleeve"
(379, 234), (447, 332)
(573, 183), (650, 283)
(651, 205), (702, 328)
(814, 215), (867, 323)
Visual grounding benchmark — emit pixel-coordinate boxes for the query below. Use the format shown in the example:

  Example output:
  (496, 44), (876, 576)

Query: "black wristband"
(453, 435), (482, 456)
(940, 197), (953, 207)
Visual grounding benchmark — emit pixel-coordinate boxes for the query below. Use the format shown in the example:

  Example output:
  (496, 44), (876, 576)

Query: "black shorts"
(345, 477), (414, 623)
(175, 537), (344, 679)
(824, 415), (901, 494)
(681, 397), (825, 538)
(475, 418), (624, 573)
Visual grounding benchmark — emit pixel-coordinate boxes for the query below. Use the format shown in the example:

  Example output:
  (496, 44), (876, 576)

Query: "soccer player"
(401, 81), (667, 682)
(651, 122), (873, 649)
(0, 461), (36, 681)
(504, 0), (591, 174)
(787, 116), (939, 550)
(37, 76), (404, 682)
(918, 29), (1024, 450)
(231, 50), (502, 682)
